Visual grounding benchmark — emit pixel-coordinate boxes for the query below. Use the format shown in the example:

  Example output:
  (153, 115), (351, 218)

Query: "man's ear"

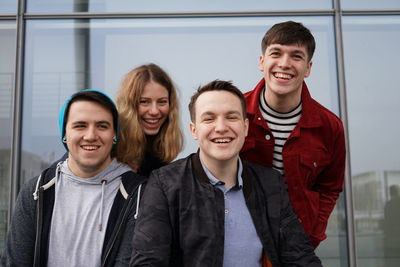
(189, 122), (198, 140)
(244, 118), (249, 137)
(304, 60), (313, 78)
(258, 55), (265, 72)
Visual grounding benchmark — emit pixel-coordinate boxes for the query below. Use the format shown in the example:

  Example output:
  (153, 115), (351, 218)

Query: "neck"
(264, 85), (302, 113)
(67, 155), (112, 178)
(199, 151), (238, 189)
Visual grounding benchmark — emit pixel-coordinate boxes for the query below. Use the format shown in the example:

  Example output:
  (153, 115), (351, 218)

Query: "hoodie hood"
(60, 158), (131, 184)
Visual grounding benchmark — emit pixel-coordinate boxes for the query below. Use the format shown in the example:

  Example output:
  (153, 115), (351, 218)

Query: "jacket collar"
(191, 151), (252, 199)
(246, 78), (323, 128)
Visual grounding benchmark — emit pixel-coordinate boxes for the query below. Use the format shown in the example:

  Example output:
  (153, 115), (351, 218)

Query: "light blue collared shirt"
(200, 157), (263, 267)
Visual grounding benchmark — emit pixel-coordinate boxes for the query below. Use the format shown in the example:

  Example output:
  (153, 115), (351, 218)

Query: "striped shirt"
(259, 89), (302, 175)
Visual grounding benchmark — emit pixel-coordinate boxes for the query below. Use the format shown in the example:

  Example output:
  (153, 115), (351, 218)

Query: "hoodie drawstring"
(134, 184), (142, 219)
(33, 162), (62, 200)
(99, 180), (107, 231)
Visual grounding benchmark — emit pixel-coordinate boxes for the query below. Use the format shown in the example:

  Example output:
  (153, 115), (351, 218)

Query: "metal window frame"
(7, 1), (400, 266)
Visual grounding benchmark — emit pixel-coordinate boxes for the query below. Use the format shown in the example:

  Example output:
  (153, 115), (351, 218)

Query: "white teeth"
(274, 73), (292, 79)
(82, 145), (98, 150)
(144, 119), (159, 124)
(214, 138), (231, 143)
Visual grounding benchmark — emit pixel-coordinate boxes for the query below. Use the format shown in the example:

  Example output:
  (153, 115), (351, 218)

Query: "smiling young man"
(131, 80), (321, 267)
(2, 90), (147, 267)
(240, 21), (346, 248)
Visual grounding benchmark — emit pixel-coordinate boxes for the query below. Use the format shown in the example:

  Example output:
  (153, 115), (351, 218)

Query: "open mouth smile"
(212, 138), (233, 144)
(81, 145), (100, 151)
(273, 72), (293, 80)
(143, 118), (161, 124)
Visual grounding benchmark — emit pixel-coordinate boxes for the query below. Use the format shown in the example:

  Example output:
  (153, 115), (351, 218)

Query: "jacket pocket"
(299, 154), (329, 188)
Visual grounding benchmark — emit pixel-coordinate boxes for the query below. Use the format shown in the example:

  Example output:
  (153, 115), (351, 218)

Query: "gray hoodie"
(47, 159), (131, 267)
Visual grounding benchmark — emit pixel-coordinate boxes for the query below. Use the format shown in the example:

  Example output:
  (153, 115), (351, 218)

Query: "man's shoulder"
(120, 169), (148, 193)
(148, 155), (195, 188)
(303, 94), (344, 135)
(23, 158), (62, 188)
(152, 155), (191, 174)
(244, 160), (281, 179)
(311, 99), (342, 121)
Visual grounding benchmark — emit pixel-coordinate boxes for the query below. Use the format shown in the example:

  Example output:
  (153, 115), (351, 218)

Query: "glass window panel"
(342, 0), (400, 10)
(343, 16), (400, 267)
(0, 20), (16, 257)
(0, 0), (17, 13)
(26, 0), (331, 13)
(22, 17), (345, 265)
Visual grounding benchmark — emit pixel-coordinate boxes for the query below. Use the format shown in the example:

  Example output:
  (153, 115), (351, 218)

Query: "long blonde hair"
(115, 63), (183, 170)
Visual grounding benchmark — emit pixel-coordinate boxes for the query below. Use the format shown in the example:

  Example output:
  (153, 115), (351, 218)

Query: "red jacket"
(240, 79), (346, 247)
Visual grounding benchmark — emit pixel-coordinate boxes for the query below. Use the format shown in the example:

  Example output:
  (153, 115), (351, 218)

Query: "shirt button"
(225, 209), (229, 214)
(265, 134), (271, 140)
(313, 162), (317, 167)
(258, 117), (262, 120)
(224, 194), (227, 200)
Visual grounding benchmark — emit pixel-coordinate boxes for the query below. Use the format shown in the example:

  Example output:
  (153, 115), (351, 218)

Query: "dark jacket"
(1, 159), (147, 267)
(241, 79), (346, 247)
(131, 152), (321, 267)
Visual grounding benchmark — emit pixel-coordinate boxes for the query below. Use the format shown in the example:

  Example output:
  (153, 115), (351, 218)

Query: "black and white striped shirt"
(259, 89), (302, 175)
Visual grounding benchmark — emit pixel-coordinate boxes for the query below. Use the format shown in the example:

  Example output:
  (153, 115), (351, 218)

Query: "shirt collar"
(199, 157), (243, 189)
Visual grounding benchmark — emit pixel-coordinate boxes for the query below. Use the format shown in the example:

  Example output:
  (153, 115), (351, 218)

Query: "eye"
(158, 99), (169, 105)
(270, 51), (280, 57)
(73, 124), (85, 129)
(227, 115), (239, 120)
(202, 117), (214, 123)
(292, 54), (304, 60)
(98, 124), (110, 129)
(139, 99), (149, 105)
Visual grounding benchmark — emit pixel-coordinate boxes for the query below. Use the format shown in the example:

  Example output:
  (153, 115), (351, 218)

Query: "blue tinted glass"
(0, 20), (16, 256)
(26, 0), (331, 13)
(0, 0), (17, 13)
(343, 16), (400, 267)
(22, 17), (346, 265)
(342, 0), (400, 10)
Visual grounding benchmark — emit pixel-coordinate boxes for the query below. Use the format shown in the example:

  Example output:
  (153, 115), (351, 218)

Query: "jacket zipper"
(101, 194), (134, 267)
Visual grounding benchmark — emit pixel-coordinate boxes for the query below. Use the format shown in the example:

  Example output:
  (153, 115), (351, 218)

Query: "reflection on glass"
(26, 0), (331, 13)
(384, 185), (400, 263)
(0, 0), (17, 13)
(0, 21), (16, 257)
(22, 16), (344, 265)
(342, 0), (400, 10)
(343, 16), (400, 267)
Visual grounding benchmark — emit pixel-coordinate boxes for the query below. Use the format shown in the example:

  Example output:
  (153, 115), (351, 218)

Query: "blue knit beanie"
(58, 89), (119, 151)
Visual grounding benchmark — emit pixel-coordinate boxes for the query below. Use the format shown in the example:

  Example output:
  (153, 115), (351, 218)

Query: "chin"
(144, 129), (160, 136)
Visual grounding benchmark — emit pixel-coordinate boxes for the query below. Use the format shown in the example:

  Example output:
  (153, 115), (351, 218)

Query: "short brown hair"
(261, 21), (316, 61)
(188, 80), (246, 122)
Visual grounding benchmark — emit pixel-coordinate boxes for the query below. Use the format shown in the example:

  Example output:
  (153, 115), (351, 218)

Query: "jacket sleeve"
(312, 122), (346, 247)
(130, 171), (172, 267)
(1, 178), (37, 267)
(278, 177), (322, 266)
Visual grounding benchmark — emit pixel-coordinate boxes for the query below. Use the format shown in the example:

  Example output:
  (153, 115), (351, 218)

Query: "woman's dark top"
(138, 151), (167, 177)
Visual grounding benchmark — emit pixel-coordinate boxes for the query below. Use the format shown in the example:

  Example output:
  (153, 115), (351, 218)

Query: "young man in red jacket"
(240, 21), (346, 248)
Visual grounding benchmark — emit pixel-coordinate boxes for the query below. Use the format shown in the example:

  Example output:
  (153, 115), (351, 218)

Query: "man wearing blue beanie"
(2, 89), (147, 267)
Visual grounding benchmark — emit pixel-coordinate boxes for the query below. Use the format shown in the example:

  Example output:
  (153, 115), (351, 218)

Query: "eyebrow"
(70, 120), (112, 125)
(269, 46), (306, 56)
(199, 110), (242, 117)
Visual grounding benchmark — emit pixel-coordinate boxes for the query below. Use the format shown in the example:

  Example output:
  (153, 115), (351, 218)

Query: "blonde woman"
(115, 63), (183, 176)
